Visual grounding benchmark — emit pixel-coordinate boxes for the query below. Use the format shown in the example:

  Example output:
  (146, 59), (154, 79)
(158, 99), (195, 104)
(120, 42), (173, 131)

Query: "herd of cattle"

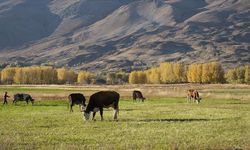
(7, 90), (201, 121)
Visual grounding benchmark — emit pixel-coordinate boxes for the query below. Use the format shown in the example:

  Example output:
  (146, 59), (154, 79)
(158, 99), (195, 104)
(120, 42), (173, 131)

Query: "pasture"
(0, 84), (250, 149)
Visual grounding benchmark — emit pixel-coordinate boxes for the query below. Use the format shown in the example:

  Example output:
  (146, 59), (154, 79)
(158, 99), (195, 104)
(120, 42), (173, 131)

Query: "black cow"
(133, 90), (145, 102)
(68, 93), (86, 112)
(83, 91), (119, 121)
(13, 93), (34, 105)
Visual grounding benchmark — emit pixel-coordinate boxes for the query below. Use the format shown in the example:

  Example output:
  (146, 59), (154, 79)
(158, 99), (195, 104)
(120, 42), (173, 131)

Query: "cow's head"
(83, 111), (90, 120)
(80, 104), (87, 112)
(195, 97), (201, 104)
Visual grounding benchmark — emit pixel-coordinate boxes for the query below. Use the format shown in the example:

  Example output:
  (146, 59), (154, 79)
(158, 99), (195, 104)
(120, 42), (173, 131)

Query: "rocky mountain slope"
(0, 0), (249, 71)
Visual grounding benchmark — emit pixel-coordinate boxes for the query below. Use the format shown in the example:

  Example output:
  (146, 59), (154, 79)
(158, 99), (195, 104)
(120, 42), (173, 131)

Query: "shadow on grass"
(32, 104), (65, 107)
(86, 117), (231, 123)
(93, 118), (227, 122)
(120, 109), (135, 111)
(139, 118), (226, 122)
(226, 102), (248, 105)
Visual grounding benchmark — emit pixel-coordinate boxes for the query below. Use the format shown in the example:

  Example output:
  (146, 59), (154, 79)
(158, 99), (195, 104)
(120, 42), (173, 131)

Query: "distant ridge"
(0, 0), (249, 71)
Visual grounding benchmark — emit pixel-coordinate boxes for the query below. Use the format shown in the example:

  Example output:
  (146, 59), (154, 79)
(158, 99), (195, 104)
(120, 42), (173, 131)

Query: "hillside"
(0, 0), (249, 71)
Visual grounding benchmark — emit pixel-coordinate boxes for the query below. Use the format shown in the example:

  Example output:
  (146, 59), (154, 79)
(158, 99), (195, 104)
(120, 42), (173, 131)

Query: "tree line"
(129, 62), (250, 84)
(0, 66), (128, 85)
(0, 63), (249, 84)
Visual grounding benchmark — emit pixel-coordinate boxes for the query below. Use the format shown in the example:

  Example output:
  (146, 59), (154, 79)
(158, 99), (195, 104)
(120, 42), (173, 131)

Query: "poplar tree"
(245, 65), (250, 84)
(78, 71), (94, 84)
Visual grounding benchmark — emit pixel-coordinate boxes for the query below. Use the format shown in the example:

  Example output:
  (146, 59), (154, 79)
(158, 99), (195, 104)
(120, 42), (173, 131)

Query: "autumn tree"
(146, 68), (161, 84)
(116, 72), (129, 84)
(173, 63), (187, 83)
(209, 62), (225, 83)
(159, 63), (174, 83)
(187, 64), (197, 83)
(245, 65), (250, 84)
(129, 71), (139, 84)
(66, 70), (77, 84)
(57, 68), (67, 84)
(225, 68), (237, 83)
(106, 73), (116, 84)
(236, 67), (245, 83)
(78, 71), (94, 84)
(1, 67), (16, 84)
(129, 71), (146, 84)
(57, 68), (77, 84)
(107, 72), (128, 84)
(201, 63), (211, 83)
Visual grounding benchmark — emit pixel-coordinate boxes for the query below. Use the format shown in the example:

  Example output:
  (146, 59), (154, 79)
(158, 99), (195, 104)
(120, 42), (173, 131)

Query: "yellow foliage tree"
(245, 65), (250, 84)
(129, 71), (138, 84)
(1, 67), (16, 84)
(225, 68), (237, 83)
(159, 63), (175, 83)
(187, 64), (196, 83)
(57, 68), (67, 84)
(66, 70), (77, 84)
(146, 68), (161, 84)
(78, 71), (94, 84)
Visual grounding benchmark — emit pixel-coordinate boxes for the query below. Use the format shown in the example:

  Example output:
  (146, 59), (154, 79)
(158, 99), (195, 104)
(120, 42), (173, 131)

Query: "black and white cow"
(13, 93), (34, 105)
(133, 90), (145, 102)
(68, 93), (86, 112)
(83, 91), (119, 121)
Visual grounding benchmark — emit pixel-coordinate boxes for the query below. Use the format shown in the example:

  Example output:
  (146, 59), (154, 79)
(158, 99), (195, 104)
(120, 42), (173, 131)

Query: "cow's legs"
(26, 100), (29, 105)
(100, 108), (104, 121)
(113, 108), (118, 120)
(69, 104), (73, 112)
(92, 112), (96, 121)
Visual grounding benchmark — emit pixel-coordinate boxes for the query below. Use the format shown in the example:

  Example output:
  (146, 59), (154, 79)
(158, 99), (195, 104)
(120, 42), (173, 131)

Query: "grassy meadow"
(0, 84), (250, 149)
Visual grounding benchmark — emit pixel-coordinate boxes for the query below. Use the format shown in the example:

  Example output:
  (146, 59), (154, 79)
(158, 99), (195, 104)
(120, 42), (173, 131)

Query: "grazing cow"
(83, 91), (119, 121)
(133, 90), (145, 102)
(68, 93), (86, 112)
(13, 93), (34, 105)
(187, 89), (201, 104)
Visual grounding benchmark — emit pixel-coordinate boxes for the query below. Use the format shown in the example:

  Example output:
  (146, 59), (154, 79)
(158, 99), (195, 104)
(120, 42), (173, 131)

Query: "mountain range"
(0, 0), (249, 71)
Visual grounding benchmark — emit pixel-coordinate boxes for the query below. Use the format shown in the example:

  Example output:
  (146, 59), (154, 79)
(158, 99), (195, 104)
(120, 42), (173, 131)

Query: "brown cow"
(187, 89), (201, 104)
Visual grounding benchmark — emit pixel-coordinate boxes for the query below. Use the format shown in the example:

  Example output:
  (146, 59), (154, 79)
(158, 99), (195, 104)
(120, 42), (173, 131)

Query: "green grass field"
(0, 95), (250, 149)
